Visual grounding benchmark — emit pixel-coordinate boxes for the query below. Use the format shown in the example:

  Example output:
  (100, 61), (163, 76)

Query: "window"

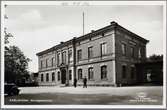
(121, 43), (126, 55)
(41, 74), (43, 82)
(57, 53), (60, 65)
(122, 65), (126, 78)
(62, 51), (66, 64)
(58, 72), (60, 81)
(69, 70), (72, 80)
(88, 47), (93, 59)
(46, 73), (49, 82)
(78, 69), (82, 80)
(46, 59), (48, 67)
(138, 48), (141, 58)
(88, 67), (94, 80)
(52, 72), (55, 81)
(40, 60), (43, 68)
(77, 49), (82, 61)
(51, 57), (55, 67)
(131, 66), (135, 79)
(68, 50), (72, 62)
(102, 33), (105, 37)
(130, 47), (134, 57)
(101, 43), (107, 56)
(101, 65), (107, 79)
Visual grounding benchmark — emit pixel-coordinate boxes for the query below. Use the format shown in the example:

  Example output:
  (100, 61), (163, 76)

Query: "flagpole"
(83, 12), (85, 35)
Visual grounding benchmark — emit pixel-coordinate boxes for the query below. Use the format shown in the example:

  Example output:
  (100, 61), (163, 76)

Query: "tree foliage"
(148, 54), (163, 61)
(4, 27), (13, 44)
(5, 46), (30, 83)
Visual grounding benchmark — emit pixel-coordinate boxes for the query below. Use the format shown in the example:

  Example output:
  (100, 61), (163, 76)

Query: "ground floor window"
(46, 73), (49, 82)
(101, 65), (107, 79)
(58, 72), (60, 81)
(88, 67), (94, 80)
(146, 69), (152, 82)
(130, 66), (135, 79)
(122, 65), (127, 78)
(78, 69), (82, 80)
(69, 70), (72, 80)
(41, 74), (43, 82)
(52, 72), (55, 81)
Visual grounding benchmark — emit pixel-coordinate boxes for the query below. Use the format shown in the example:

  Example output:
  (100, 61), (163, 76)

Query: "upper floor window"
(68, 50), (72, 62)
(46, 59), (48, 67)
(62, 51), (66, 64)
(78, 69), (82, 80)
(122, 65), (127, 78)
(130, 47), (134, 57)
(46, 73), (49, 82)
(138, 48), (141, 58)
(88, 46), (93, 59)
(57, 53), (60, 65)
(101, 43), (107, 56)
(77, 49), (82, 61)
(121, 43), (126, 55)
(51, 57), (55, 67)
(102, 33), (105, 37)
(40, 60), (43, 68)
(41, 74), (43, 82)
(52, 72), (55, 81)
(101, 65), (107, 79)
(88, 67), (94, 80)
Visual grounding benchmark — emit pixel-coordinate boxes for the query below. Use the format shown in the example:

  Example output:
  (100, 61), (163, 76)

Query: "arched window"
(41, 74), (43, 82)
(88, 67), (94, 80)
(58, 72), (60, 81)
(69, 70), (72, 80)
(130, 66), (135, 79)
(78, 69), (82, 80)
(101, 65), (107, 79)
(138, 48), (141, 58)
(52, 72), (55, 81)
(122, 65), (127, 78)
(46, 73), (49, 82)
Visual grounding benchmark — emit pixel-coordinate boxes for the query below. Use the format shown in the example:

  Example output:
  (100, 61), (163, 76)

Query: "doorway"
(61, 69), (66, 84)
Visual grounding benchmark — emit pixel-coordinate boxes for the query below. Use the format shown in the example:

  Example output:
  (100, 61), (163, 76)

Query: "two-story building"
(36, 21), (149, 86)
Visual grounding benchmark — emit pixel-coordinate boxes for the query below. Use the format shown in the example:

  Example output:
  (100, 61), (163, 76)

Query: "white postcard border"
(1, 0), (166, 109)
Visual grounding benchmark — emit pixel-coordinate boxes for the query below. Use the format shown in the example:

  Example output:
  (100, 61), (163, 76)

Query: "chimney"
(110, 21), (117, 25)
(91, 30), (95, 33)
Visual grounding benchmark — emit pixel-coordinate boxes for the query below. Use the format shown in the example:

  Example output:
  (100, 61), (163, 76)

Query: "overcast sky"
(5, 4), (163, 72)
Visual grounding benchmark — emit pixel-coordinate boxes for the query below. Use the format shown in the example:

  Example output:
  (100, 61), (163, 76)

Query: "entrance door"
(61, 69), (66, 84)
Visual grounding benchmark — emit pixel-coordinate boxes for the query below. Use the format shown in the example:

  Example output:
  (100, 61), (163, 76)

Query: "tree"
(148, 54), (163, 61)
(5, 46), (30, 84)
(4, 4), (31, 85)
(4, 27), (13, 44)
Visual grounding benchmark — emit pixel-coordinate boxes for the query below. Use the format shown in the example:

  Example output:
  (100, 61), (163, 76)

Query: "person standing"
(74, 78), (77, 88)
(83, 76), (87, 88)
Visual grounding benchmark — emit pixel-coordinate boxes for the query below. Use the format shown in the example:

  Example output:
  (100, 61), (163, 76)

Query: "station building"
(36, 21), (149, 86)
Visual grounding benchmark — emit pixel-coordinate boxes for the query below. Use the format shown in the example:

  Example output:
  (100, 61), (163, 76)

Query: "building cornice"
(36, 21), (149, 56)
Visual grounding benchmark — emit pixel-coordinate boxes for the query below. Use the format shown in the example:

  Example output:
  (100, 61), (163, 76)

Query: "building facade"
(36, 21), (149, 86)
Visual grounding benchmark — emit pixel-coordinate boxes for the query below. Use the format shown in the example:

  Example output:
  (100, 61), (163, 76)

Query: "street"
(5, 86), (163, 105)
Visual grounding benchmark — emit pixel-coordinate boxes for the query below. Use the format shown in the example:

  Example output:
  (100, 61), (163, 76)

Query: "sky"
(4, 3), (164, 73)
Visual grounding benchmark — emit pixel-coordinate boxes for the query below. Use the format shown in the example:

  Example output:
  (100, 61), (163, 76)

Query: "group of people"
(73, 76), (87, 88)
